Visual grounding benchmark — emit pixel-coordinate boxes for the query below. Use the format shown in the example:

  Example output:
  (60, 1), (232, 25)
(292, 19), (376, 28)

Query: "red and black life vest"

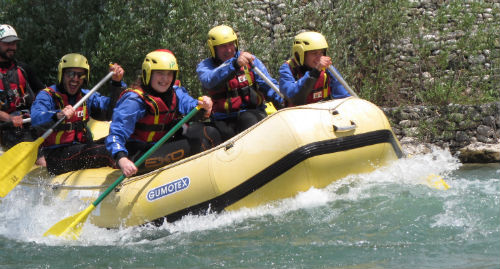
(207, 64), (264, 113)
(0, 62), (32, 113)
(122, 86), (178, 142)
(42, 86), (90, 146)
(286, 59), (331, 105)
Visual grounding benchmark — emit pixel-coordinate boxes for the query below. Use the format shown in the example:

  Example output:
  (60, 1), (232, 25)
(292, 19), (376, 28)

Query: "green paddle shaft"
(43, 104), (202, 239)
(91, 105), (201, 206)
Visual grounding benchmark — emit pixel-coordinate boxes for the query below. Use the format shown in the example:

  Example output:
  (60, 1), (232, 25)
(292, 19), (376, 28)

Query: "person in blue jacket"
(279, 31), (350, 106)
(106, 49), (220, 177)
(197, 25), (283, 141)
(30, 53), (125, 175)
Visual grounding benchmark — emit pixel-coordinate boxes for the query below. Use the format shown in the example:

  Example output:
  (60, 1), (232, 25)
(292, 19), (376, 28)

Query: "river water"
(1, 148), (498, 269)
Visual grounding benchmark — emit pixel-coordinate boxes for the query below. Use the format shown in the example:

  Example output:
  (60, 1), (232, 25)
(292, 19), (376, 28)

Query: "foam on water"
(430, 170), (500, 240)
(0, 147), (485, 247)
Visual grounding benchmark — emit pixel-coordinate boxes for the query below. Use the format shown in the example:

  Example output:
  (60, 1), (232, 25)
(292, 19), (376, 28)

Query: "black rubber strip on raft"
(152, 129), (403, 226)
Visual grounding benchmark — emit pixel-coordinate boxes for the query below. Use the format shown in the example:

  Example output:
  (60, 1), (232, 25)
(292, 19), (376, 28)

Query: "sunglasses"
(65, 71), (87, 80)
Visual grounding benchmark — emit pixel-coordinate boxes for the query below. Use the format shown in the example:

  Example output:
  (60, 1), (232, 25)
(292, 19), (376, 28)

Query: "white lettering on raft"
(147, 177), (190, 202)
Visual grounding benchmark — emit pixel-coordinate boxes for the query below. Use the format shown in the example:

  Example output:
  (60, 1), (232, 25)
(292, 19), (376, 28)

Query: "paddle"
(253, 64), (358, 102)
(43, 104), (202, 240)
(252, 66), (284, 99)
(0, 116), (31, 129)
(327, 65), (359, 98)
(0, 71), (114, 197)
(326, 67), (450, 189)
(424, 173), (450, 190)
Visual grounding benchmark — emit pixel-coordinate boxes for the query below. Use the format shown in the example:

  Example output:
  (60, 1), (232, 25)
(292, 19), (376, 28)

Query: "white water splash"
(430, 172), (500, 239)
(0, 147), (464, 246)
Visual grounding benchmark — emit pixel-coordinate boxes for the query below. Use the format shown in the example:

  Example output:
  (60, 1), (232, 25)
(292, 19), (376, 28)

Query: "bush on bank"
(1, 0), (498, 107)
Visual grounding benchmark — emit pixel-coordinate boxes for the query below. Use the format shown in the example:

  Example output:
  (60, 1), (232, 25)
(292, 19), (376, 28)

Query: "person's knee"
(213, 120), (235, 141)
(237, 110), (266, 131)
(184, 123), (221, 153)
(138, 140), (190, 173)
(202, 125), (221, 148)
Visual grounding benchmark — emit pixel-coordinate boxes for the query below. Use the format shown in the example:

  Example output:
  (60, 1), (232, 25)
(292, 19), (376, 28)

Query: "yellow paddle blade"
(0, 137), (44, 197)
(44, 204), (95, 240)
(424, 173), (450, 190)
(265, 102), (277, 115)
(87, 118), (110, 141)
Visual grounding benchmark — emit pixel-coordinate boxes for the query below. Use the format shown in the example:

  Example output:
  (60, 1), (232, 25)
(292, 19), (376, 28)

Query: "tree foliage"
(1, 0), (498, 105)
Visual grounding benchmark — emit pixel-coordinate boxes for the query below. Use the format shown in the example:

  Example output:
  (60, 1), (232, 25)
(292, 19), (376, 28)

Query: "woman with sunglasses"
(30, 53), (125, 175)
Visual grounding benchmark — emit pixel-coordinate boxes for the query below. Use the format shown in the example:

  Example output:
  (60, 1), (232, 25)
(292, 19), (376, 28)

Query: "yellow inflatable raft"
(25, 97), (403, 228)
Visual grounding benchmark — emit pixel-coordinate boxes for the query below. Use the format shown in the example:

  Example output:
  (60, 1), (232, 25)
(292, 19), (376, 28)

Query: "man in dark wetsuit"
(0, 24), (45, 150)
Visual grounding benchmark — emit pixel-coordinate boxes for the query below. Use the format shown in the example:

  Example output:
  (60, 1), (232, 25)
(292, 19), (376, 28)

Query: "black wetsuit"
(0, 60), (45, 149)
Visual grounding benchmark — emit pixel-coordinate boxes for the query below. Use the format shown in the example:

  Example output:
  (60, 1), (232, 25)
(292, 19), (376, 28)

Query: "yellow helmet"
(142, 49), (179, 85)
(57, 53), (90, 84)
(292, 31), (328, 65)
(207, 25), (239, 58)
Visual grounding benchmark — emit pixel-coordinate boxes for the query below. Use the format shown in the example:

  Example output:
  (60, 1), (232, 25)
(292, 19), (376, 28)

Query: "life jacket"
(207, 64), (264, 113)
(286, 59), (331, 105)
(122, 85), (178, 142)
(42, 86), (90, 146)
(0, 62), (33, 113)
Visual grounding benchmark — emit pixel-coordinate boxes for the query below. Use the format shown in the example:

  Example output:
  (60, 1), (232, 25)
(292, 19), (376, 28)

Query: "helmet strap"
(294, 52), (301, 65)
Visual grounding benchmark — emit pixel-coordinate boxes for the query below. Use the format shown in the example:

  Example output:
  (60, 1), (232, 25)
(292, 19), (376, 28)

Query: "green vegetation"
(1, 0), (498, 106)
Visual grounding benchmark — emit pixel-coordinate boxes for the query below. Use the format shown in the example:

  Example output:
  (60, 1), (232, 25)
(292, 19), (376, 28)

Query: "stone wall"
(234, 0), (500, 100)
(382, 0), (500, 163)
(382, 102), (500, 162)
(236, 0), (500, 162)
(393, 0), (500, 103)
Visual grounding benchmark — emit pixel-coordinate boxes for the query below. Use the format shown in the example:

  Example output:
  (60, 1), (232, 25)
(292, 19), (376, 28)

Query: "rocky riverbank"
(383, 101), (500, 163)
